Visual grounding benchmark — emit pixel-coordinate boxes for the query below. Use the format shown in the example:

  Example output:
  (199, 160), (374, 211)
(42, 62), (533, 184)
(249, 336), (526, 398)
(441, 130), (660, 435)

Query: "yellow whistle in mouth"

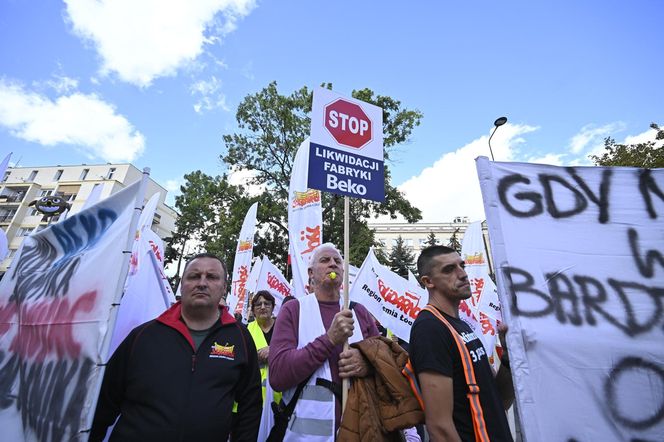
(329, 272), (337, 279)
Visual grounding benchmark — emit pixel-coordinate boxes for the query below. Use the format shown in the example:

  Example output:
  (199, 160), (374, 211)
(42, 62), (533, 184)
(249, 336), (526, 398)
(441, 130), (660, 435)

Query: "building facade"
(0, 163), (177, 276)
(368, 216), (492, 267)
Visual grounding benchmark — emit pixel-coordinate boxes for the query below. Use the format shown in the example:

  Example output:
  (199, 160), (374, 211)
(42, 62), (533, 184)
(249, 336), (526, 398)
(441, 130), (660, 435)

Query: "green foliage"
(425, 231), (438, 247)
(164, 171), (256, 287)
(219, 81), (423, 267)
(447, 228), (461, 253)
(388, 236), (416, 278)
(590, 123), (664, 168)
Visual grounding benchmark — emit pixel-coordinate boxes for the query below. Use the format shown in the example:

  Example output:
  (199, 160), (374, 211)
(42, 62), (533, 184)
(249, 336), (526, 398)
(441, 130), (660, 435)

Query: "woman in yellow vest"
(247, 290), (282, 439)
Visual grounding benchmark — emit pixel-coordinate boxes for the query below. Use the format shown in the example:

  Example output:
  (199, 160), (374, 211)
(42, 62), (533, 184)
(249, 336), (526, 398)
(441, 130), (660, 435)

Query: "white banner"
(288, 138), (322, 297)
(349, 249), (428, 341)
(228, 202), (258, 318)
(459, 220), (501, 367)
(254, 256), (292, 316)
(0, 180), (143, 442)
(477, 157), (664, 441)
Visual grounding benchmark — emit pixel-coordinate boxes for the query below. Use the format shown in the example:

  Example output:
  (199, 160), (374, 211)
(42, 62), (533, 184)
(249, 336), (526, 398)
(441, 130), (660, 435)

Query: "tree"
(388, 236), (416, 278)
(590, 123), (664, 168)
(164, 171), (256, 288)
(447, 228), (461, 253)
(220, 81), (423, 266)
(425, 231), (438, 247)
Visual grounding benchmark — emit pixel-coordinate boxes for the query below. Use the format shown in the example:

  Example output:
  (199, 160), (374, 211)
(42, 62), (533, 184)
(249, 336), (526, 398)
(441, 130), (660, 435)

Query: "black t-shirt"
(409, 307), (512, 442)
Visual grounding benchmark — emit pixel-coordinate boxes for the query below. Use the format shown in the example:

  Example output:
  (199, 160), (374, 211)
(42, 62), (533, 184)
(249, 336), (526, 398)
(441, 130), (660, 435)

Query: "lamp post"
(488, 116), (507, 161)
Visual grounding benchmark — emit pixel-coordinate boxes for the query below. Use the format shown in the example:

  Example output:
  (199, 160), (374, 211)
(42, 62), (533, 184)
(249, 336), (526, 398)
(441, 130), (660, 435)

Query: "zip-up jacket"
(90, 302), (262, 442)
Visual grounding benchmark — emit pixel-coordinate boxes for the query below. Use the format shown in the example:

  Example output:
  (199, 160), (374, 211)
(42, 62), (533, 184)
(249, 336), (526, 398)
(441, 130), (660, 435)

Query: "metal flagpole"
(342, 195), (350, 411)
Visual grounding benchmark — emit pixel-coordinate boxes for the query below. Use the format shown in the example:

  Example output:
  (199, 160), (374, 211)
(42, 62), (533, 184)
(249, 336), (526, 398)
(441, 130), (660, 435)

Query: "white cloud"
(623, 126), (663, 147)
(0, 79), (145, 162)
(394, 123), (538, 223)
(36, 74), (79, 95)
(190, 76), (229, 113)
(568, 122), (624, 154)
(64, 0), (256, 87)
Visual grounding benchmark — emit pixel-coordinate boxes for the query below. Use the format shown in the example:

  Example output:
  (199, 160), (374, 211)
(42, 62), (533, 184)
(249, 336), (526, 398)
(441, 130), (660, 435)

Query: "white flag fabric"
(245, 256), (263, 295)
(254, 256), (293, 316)
(227, 202), (258, 318)
(82, 183), (104, 211)
(0, 180), (143, 442)
(288, 139), (323, 297)
(459, 220), (501, 367)
(108, 193), (174, 357)
(350, 249), (428, 341)
(477, 157), (664, 442)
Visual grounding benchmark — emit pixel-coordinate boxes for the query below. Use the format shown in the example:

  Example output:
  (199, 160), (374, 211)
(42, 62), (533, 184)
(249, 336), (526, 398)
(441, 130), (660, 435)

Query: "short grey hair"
(308, 243), (343, 269)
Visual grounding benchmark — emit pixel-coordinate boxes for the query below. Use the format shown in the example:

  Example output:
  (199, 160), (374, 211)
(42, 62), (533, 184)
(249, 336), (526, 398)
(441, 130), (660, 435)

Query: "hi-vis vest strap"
(247, 320), (283, 404)
(402, 305), (491, 442)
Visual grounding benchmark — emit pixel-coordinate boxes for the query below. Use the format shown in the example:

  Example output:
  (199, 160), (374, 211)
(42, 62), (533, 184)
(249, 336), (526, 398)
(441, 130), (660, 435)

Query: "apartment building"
(0, 163), (178, 276)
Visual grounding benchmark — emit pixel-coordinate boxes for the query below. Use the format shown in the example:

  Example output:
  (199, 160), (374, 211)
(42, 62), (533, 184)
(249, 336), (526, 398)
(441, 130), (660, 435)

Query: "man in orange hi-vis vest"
(404, 245), (514, 441)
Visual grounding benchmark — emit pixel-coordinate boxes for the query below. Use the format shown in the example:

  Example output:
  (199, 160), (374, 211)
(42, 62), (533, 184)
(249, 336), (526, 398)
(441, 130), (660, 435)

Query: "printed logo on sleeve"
(210, 342), (235, 360)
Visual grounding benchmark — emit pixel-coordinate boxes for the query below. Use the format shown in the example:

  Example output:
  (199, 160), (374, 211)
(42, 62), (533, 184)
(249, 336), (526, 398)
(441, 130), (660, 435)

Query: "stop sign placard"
(324, 99), (373, 149)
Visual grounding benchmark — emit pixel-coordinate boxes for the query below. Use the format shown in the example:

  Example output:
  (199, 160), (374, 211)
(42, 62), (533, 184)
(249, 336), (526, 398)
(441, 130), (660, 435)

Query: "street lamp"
(488, 116), (507, 161)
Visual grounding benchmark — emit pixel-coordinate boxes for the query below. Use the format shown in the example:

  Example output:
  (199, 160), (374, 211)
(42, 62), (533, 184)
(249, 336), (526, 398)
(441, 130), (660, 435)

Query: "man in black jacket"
(90, 253), (261, 441)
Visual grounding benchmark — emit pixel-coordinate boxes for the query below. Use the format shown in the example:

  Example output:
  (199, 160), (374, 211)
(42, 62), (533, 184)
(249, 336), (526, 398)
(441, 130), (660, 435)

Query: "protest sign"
(309, 88), (384, 202)
(0, 180), (143, 442)
(477, 157), (664, 441)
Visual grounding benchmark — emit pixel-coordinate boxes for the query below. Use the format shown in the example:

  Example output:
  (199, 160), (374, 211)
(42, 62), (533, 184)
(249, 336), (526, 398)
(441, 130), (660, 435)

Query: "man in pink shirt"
(269, 243), (379, 438)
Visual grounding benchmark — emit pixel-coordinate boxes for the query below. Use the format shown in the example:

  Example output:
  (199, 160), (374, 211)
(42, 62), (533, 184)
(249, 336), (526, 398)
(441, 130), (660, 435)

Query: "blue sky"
(1, 0), (662, 222)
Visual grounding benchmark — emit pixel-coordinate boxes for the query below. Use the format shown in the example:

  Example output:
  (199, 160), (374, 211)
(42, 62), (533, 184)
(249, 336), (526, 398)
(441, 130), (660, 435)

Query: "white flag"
(227, 202), (258, 318)
(460, 220), (500, 368)
(82, 183), (104, 211)
(109, 210), (174, 357)
(350, 249), (428, 341)
(0, 180), (144, 442)
(288, 139), (322, 297)
(254, 256), (293, 316)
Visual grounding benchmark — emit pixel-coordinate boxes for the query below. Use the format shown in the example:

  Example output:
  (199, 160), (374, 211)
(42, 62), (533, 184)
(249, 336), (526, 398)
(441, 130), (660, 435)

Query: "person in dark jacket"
(90, 253), (262, 441)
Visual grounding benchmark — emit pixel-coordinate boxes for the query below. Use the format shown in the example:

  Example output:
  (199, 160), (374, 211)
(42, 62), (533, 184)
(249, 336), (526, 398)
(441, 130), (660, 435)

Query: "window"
(2, 171), (9, 182)
(28, 170), (38, 181)
(54, 169), (63, 181)
(419, 238), (428, 247)
(107, 167), (116, 180)
(58, 192), (77, 202)
(7, 249), (17, 259)
(0, 209), (17, 222)
(27, 208), (40, 217)
(17, 227), (34, 237)
(39, 189), (54, 197)
(79, 168), (89, 180)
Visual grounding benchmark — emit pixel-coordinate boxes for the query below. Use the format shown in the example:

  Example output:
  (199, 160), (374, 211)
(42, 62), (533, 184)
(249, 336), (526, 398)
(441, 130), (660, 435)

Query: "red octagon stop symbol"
(324, 99), (373, 149)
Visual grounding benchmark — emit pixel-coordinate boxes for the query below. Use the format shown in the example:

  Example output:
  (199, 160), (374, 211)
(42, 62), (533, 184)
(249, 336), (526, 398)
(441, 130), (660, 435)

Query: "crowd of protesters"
(91, 243), (514, 441)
